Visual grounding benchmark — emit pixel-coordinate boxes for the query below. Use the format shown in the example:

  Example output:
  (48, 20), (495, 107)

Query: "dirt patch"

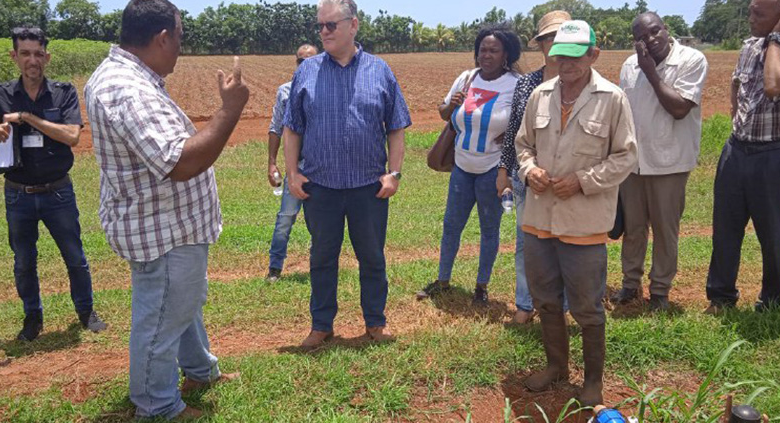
(407, 367), (704, 422)
(70, 51), (738, 155)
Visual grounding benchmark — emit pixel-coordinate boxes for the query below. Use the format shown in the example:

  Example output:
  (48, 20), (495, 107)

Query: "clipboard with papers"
(0, 125), (22, 173)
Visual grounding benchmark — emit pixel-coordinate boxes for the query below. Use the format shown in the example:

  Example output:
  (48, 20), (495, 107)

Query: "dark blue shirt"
(283, 45), (411, 189)
(0, 77), (83, 185)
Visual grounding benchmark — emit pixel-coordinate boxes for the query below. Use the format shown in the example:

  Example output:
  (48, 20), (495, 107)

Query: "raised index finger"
(232, 56), (242, 82)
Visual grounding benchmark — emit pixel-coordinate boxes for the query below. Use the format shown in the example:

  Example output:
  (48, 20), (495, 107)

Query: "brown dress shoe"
(301, 330), (334, 348)
(512, 309), (536, 325)
(366, 326), (395, 342)
(181, 372), (240, 394)
(174, 405), (204, 420)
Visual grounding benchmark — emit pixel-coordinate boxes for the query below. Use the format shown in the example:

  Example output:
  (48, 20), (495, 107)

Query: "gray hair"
(317, 0), (358, 19)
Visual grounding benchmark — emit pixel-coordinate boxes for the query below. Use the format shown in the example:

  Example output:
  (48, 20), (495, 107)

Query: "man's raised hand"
(217, 56), (249, 115)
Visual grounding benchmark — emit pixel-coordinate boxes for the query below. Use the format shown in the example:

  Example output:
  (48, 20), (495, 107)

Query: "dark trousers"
(706, 137), (780, 307)
(302, 182), (389, 332)
(524, 234), (607, 328)
(5, 182), (94, 315)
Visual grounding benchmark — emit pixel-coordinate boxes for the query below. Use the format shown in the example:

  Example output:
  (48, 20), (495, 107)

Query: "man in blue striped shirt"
(283, 0), (411, 348)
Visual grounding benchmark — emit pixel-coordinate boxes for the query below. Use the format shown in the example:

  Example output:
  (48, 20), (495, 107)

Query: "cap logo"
(560, 24), (580, 33)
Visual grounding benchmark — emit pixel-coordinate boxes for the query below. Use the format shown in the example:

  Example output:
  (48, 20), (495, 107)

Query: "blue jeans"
(302, 182), (388, 332)
(269, 177), (303, 270)
(129, 244), (221, 420)
(4, 183), (93, 315)
(512, 172), (532, 311)
(512, 172), (569, 312)
(438, 165), (502, 284)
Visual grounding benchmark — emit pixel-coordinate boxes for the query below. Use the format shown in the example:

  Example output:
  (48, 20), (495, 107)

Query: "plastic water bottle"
(272, 171), (283, 196)
(501, 190), (513, 214)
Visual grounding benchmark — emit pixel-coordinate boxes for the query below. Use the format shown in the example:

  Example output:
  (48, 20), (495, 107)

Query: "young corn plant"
(623, 340), (777, 422)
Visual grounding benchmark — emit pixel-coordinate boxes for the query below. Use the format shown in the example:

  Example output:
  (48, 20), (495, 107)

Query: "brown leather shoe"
(181, 372), (240, 394)
(301, 330), (334, 348)
(366, 326), (395, 342)
(174, 405), (204, 420)
(512, 309), (536, 325)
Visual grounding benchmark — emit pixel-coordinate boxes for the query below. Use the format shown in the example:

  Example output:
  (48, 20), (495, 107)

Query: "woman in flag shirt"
(417, 24), (521, 305)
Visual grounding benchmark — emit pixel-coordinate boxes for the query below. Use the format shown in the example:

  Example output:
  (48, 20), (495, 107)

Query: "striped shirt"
(283, 44), (412, 189)
(84, 46), (221, 262)
(269, 81), (291, 136)
(732, 37), (780, 142)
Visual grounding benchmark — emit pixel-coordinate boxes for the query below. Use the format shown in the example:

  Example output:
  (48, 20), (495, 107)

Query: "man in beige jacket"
(515, 20), (637, 406)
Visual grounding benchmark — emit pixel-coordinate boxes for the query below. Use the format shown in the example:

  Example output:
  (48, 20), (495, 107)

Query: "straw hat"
(529, 10), (572, 48)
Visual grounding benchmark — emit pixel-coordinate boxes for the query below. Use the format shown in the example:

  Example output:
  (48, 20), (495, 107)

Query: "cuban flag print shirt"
(444, 69), (519, 174)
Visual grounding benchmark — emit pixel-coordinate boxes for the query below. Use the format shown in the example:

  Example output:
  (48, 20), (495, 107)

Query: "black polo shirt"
(0, 77), (82, 185)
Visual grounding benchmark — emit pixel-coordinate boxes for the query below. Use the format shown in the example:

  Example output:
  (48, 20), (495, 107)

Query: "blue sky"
(81, 0), (705, 26)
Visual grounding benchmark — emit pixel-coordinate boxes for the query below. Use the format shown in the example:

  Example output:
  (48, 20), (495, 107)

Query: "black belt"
(4, 175), (72, 194)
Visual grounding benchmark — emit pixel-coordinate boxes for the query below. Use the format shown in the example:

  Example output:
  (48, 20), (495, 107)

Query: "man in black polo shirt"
(0, 27), (106, 341)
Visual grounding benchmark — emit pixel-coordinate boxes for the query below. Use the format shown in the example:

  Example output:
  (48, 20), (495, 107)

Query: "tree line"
(0, 0), (750, 55)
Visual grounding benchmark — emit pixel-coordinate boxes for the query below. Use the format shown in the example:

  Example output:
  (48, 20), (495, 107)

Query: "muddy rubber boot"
(524, 312), (570, 391)
(577, 324), (605, 407)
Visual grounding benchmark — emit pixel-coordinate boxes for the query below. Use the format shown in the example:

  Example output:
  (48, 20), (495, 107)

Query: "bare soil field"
(72, 50), (739, 153)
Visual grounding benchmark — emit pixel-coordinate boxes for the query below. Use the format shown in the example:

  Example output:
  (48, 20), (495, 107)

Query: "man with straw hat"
(515, 20), (637, 406)
(498, 10), (572, 325)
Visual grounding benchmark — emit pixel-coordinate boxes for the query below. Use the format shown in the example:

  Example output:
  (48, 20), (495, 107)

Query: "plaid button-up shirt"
(733, 37), (780, 142)
(84, 46), (221, 262)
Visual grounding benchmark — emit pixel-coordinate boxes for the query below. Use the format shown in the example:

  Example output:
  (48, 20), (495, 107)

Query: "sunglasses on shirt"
(314, 17), (352, 33)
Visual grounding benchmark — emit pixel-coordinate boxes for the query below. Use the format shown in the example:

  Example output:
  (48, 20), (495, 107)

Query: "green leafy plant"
(623, 340), (777, 423)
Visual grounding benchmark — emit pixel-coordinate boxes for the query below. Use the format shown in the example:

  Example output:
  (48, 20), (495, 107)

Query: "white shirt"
(445, 70), (518, 174)
(620, 40), (708, 175)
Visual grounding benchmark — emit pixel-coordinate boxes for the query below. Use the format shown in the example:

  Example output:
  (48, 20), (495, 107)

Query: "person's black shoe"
(416, 280), (451, 300)
(78, 310), (108, 333)
(609, 287), (640, 305)
(17, 312), (43, 342)
(472, 284), (488, 306)
(266, 267), (282, 282)
(648, 294), (670, 312)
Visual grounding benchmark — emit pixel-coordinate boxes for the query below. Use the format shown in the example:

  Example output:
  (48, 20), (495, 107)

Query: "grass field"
(0, 115), (779, 422)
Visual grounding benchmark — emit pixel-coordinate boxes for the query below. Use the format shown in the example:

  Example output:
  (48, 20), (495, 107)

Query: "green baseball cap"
(548, 20), (597, 58)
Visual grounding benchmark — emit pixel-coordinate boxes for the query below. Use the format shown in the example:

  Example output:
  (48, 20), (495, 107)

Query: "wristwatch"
(768, 32), (780, 45)
(389, 171), (402, 181)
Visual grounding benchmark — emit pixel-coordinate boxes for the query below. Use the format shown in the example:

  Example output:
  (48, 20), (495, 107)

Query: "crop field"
(72, 50), (739, 153)
(2, 50), (779, 422)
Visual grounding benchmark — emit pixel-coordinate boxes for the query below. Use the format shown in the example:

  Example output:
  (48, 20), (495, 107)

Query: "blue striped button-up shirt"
(283, 45), (412, 189)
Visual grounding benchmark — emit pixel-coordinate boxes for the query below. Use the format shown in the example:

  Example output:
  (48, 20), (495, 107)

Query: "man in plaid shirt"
(705, 0), (780, 314)
(84, 0), (248, 419)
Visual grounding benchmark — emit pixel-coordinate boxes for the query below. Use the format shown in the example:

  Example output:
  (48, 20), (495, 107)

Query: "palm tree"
(433, 23), (454, 52)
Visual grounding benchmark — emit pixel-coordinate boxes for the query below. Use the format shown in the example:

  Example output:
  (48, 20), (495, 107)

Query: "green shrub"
(0, 38), (110, 82)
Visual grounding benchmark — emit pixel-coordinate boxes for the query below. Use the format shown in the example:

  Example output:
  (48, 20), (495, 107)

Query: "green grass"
(1, 116), (779, 422)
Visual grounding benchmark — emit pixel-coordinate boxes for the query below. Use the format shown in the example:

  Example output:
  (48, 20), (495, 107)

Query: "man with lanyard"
(0, 27), (106, 342)
(265, 43), (317, 282)
(284, 0), (411, 348)
(613, 13), (708, 311)
(705, 0), (780, 313)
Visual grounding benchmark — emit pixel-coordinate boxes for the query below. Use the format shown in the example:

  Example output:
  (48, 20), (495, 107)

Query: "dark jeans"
(5, 182), (94, 315)
(302, 182), (389, 332)
(706, 137), (780, 307)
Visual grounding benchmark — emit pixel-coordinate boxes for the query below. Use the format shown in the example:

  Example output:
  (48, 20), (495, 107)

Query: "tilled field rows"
(72, 51), (738, 153)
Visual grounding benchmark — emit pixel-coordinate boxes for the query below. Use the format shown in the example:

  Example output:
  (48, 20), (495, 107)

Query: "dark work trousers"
(706, 136), (780, 307)
(302, 182), (389, 332)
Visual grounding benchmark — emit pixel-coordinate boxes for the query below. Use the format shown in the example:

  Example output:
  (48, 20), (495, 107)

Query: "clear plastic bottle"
(273, 171), (283, 196)
(501, 190), (513, 214)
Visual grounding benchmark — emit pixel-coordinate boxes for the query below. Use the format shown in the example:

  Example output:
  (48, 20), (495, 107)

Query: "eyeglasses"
(535, 33), (556, 43)
(314, 17), (352, 33)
